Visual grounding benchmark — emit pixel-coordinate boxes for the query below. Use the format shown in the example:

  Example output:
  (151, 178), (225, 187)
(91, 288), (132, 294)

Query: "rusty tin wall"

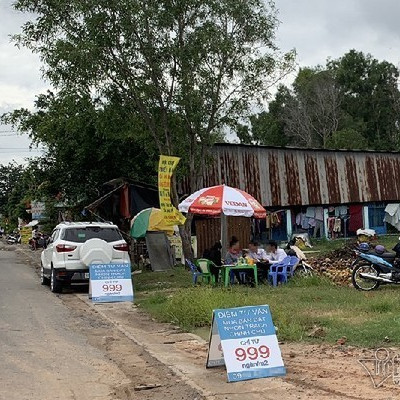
(183, 144), (400, 207)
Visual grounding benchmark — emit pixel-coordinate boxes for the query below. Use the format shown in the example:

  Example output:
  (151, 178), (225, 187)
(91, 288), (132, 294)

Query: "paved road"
(0, 249), (124, 400)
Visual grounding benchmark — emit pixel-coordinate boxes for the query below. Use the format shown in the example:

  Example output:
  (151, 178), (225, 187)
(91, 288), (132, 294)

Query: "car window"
(61, 227), (123, 243)
(50, 229), (59, 243)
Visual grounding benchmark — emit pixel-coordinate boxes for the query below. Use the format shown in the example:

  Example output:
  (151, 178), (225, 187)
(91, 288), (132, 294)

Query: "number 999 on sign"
(234, 345), (270, 361)
(102, 284), (122, 292)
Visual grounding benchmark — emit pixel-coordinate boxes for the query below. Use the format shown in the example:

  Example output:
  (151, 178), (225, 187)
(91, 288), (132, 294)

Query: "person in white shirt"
(247, 241), (268, 262)
(265, 240), (287, 264)
(247, 240), (270, 282)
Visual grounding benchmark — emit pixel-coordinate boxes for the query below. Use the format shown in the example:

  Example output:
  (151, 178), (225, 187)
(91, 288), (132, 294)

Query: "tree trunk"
(179, 213), (194, 262)
(170, 173), (194, 262)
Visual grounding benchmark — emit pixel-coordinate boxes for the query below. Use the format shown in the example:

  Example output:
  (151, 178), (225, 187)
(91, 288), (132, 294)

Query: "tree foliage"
(243, 50), (400, 151)
(5, 0), (293, 257)
(4, 90), (158, 206)
(12, 0), (293, 190)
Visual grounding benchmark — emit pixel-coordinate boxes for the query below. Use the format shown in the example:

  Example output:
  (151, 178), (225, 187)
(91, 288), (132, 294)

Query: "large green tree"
(0, 163), (24, 217)
(10, 0), (294, 258)
(328, 50), (400, 150)
(245, 50), (400, 151)
(283, 68), (342, 148)
(4, 90), (158, 206)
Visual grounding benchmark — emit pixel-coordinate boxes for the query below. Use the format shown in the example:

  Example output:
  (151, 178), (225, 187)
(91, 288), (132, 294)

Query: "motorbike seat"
(376, 251), (396, 261)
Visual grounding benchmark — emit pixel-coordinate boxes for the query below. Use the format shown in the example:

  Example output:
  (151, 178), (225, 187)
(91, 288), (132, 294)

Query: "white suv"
(41, 222), (130, 293)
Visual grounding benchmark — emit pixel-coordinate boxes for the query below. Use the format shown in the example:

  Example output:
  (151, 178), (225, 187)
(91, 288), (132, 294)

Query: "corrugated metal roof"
(181, 144), (400, 207)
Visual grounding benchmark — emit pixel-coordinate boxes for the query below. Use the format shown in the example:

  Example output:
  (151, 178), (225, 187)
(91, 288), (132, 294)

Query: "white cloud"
(0, 0), (48, 164)
(275, 0), (400, 69)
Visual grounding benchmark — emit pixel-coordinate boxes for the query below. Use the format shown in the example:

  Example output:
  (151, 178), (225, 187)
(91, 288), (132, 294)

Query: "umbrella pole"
(221, 213), (228, 253)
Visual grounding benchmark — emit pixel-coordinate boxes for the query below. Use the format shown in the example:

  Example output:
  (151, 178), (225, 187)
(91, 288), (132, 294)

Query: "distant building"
(85, 178), (159, 232)
(181, 143), (400, 249)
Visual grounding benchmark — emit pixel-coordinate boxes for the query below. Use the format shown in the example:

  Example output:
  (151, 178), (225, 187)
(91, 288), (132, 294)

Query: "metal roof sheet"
(181, 144), (400, 207)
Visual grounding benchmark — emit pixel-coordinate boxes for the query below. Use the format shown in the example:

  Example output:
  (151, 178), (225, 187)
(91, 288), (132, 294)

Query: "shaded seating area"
(188, 255), (299, 287)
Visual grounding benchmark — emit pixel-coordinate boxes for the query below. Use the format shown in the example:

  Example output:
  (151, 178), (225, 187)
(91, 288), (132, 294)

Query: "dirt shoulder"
(12, 243), (400, 400)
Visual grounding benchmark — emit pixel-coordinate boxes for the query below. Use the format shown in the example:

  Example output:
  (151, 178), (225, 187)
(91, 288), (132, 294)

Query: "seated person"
(224, 237), (252, 285)
(265, 240), (287, 264)
(247, 240), (268, 262)
(248, 240), (269, 281)
(224, 236), (240, 265)
(203, 241), (222, 282)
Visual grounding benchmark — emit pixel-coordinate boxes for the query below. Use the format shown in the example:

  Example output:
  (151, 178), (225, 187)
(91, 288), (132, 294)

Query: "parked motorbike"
(29, 233), (48, 251)
(6, 232), (21, 245)
(351, 241), (400, 290)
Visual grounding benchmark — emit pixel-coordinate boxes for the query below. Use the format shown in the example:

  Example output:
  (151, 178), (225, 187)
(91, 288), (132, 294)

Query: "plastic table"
(219, 264), (258, 287)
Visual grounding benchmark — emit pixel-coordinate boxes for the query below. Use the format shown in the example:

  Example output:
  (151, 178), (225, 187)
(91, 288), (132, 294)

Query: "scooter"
(6, 232), (21, 245)
(29, 234), (48, 250)
(351, 242), (400, 291)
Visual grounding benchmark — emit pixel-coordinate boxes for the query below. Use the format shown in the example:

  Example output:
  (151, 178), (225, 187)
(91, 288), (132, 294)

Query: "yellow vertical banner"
(158, 155), (186, 226)
(20, 227), (31, 245)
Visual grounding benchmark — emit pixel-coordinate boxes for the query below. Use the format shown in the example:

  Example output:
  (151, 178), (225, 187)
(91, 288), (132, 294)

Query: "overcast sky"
(1, 0), (400, 164)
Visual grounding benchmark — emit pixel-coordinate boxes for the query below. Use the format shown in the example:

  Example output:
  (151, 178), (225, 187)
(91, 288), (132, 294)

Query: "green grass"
(133, 236), (400, 348)
(135, 268), (400, 347)
(133, 265), (192, 292)
(305, 234), (399, 255)
(309, 238), (350, 254)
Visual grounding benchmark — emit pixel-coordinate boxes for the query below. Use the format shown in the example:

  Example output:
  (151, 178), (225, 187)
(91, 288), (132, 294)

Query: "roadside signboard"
(31, 201), (46, 220)
(20, 226), (31, 245)
(206, 305), (286, 382)
(89, 263), (133, 303)
(206, 314), (225, 368)
(158, 155), (186, 226)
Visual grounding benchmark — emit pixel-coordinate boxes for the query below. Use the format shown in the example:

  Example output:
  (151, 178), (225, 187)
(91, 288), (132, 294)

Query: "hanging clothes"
(339, 206), (348, 216)
(333, 218), (341, 232)
(295, 213), (303, 226)
(328, 217), (335, 233)
(271, 212), (281, 226)
(119, 184), (131, 218)
(266, 214), (271, 229)
(349, 205), (363, 232)
(306, 207), (316, 218)
(315, 207), (324, 221)
(301, 215), (310, 229)
(314, 219), (324, 238)
(384, 204), (400, 231)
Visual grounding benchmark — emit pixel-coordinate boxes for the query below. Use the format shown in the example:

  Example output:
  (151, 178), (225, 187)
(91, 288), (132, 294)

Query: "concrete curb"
(76, 295), (213, 400)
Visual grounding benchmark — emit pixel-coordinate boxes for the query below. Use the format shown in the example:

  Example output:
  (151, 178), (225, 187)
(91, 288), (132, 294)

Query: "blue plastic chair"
(268, 257), (291, 286)
(186, 259), (202, 284)
(283, 256), (300, 278)
(276, 256), (300, 284)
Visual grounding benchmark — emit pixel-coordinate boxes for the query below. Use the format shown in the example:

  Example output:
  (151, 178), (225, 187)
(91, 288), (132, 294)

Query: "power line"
(0, 147), (43, 150)
(0, 151), (45, 153)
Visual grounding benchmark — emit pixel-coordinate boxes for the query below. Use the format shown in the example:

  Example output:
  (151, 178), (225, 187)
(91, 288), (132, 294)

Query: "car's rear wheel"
(40, 263), (50, 286)
(50, 268), (63, 293)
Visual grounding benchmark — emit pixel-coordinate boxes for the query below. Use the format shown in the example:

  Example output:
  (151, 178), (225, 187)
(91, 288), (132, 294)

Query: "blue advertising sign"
(89, 263), (134, 303)
(208, 305), (286, 382)
(31, 201), (46, 220)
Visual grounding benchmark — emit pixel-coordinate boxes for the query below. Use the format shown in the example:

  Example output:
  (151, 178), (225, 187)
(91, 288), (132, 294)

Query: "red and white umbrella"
(178, 184), (266, 219)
